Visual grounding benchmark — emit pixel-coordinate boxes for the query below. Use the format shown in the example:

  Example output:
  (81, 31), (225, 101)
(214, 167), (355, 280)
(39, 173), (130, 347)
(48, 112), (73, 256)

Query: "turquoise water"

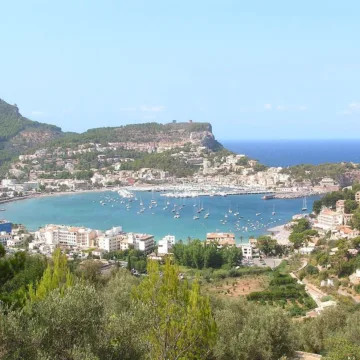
(1, 191), (319, 242)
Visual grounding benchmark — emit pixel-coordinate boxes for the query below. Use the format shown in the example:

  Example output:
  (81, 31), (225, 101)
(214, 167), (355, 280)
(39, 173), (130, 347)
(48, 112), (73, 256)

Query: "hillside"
(0, 98), (63, 163)
(46, 122), (223, 151)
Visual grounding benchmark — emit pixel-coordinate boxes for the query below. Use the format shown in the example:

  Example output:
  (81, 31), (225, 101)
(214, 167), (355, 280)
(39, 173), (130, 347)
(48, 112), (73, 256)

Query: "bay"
(1, 191), (319, 242)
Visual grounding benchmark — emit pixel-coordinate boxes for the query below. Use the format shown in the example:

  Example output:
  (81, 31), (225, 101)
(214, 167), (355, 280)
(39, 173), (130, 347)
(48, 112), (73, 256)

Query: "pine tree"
(132, 258), (217, 360)
(28, 248), (74, 302)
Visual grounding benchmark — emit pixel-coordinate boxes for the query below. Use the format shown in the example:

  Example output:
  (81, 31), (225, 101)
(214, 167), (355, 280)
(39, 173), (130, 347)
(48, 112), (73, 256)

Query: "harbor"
(1, 190), (320, 242)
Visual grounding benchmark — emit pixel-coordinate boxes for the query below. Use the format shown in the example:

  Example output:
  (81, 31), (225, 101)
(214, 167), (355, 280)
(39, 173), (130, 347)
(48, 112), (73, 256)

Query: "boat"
(174, 213), (180, 219)
(272, 205), (276, 216)
(193, 216), (200, 220)
(256, 213), (261, 216)
(0, 209), (5, 211)
(302, 197), (308, 211)
(262, 194), (275, 200)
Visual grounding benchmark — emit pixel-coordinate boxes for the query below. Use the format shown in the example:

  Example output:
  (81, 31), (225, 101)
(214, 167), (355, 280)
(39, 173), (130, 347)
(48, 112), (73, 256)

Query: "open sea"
(2, 191), (319, 242)
(222, 139), (360, 167)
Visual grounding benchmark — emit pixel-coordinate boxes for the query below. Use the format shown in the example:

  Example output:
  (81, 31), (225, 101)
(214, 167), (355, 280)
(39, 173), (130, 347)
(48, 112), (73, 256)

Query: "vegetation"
(281, 162), (356, 185)
(288, 218), (318, 249)
(2, 246), (360, 359)
(256, 235), (288, 256)
(247, 266), (317, 316)
(120, 151), (198, 177)
(172, 239), (242, 269)
(312, 184), (360, 214)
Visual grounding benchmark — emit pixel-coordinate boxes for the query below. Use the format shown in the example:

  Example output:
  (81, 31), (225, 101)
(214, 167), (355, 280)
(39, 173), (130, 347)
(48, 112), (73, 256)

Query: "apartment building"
(98, 226), (126, 252)
(158, 235), (176, 255)
(35, 224), (97, 248)
(316, 209), (343, 230)
(127, 233), (155, 253)
(206, 232), (236, 247)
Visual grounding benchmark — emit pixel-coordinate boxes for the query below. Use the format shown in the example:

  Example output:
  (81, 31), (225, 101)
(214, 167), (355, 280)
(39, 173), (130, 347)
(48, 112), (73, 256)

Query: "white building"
(158, 235), (176, 255)
(316, 208), (343, 230)
(98, 226), (125, 252)
(238, 243), (252, 259)
(127, 233), (155, 253)
(35, 224), (97, 248)
(0, 231), (12, 246)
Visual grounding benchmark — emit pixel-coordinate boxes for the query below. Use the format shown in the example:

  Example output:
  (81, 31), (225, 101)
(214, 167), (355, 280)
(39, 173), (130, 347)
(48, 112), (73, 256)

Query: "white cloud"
(140, 105), (165, 112)
(276, 105), (286, 111)
(338, 101), (360, 115)
(264, 104), (272, 110)
(349, 102), (360, 110)
(31, 110), (45, 116)
(298, 105), (307, 111)
(119, 107), (137, 112)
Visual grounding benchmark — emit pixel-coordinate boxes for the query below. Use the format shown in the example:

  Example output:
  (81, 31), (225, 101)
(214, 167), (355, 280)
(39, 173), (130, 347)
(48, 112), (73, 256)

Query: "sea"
(2, 191), (319, 242)
(222, 139), (360, 167)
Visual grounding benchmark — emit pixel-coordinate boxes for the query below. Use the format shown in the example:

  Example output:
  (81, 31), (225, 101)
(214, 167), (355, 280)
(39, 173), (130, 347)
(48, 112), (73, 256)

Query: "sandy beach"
(267, 224), (291, 245)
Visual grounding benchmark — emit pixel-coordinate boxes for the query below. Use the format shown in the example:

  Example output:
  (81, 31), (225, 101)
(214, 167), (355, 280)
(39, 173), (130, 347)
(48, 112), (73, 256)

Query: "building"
(206, 232), (236, 247)
(35, 224), (97, 248)
(127, 233), (155, 253)
(356, 191), (360, 204)
(238, 243), (252, 259)
(336, 200), (345, 213)
(0, 220), (12, 234)
(316, 208), (343, 230)
(158, 235), (176, 255)
(0, 231), (12, 246)
(98, 226), (125, 252)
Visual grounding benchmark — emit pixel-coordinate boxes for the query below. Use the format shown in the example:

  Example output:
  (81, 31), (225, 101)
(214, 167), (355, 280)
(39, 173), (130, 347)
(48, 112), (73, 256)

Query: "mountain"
(47, 122), (223, 152)
(0, 98), (64, 162)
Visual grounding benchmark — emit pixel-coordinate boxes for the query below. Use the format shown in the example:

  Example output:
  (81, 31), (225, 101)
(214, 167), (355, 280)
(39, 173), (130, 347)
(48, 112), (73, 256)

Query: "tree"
(313, 200), (322, 214)
(28, 248), (74, 302)
(0, 244), (5, 258)
(214, 299), (296, 360)
(132, 259), (217, 359)
(344, 199), (358, 214)
(257, 236), (277, 256)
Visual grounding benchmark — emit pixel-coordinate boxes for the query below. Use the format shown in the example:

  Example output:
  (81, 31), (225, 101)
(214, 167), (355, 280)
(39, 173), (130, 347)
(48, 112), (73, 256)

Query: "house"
(206, 232), (236, 247)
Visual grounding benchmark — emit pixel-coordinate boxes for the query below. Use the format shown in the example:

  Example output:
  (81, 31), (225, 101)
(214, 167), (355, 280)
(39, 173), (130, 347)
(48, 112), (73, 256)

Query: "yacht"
(272, 205), (276, 216)
(302, 197), (308, 211)
(256, 213), (261, 216)
(193, 216), (200, 220)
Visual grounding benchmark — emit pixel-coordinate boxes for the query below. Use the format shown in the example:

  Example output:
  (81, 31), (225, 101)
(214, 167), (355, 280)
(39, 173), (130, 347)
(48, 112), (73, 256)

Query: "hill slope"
(47, 122), (223, 152)
(0, 98), (63, 162)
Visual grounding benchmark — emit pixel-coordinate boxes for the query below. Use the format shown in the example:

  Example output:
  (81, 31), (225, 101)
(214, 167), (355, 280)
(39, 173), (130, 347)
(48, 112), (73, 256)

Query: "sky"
(0, 0), (360, 140)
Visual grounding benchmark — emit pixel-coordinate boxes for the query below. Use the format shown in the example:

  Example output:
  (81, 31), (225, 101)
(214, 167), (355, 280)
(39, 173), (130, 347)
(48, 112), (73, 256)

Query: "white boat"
(193, 216), (200, 220)
(204, 212), (209, 218)
(302, 197), (308, 211)
(272, 204), (276, 216)
(256, 213), (261, 216)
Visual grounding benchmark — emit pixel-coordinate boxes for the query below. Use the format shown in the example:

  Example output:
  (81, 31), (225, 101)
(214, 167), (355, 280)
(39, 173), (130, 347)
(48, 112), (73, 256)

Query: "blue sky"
(1, 0), (359, 140)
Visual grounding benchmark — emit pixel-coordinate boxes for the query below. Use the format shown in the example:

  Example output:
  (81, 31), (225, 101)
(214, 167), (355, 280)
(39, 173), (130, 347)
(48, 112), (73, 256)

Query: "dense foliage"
(281, 162), (356, 184)
(172, 240), (242, 269)
(2, 246), (360, 359)
(120, 151), (198, 177)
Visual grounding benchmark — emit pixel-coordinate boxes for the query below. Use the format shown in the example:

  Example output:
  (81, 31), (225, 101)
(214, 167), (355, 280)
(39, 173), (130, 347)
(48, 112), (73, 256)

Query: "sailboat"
(272, 204), (276, 216)
(302, 197), (307, 211)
